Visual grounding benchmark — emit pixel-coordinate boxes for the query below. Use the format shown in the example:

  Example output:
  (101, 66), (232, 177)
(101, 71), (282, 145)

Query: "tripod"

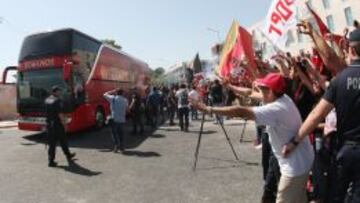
(239, 119), (248, 143)
(193, 113), (240, 171)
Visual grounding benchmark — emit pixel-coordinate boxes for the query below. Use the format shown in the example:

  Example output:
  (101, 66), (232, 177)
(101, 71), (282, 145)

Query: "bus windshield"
(19, 30), (72, 62)
(18, 68), (73, 113)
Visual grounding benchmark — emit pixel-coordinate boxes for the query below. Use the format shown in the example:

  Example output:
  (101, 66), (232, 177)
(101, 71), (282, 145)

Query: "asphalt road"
(0, 118), (262, 203)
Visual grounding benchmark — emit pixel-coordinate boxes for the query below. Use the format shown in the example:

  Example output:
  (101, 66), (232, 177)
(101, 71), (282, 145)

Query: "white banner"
(263, 0), (298, 49)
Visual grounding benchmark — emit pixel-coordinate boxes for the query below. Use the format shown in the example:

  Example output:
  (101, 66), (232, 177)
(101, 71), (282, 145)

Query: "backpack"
(179, 90), (189, 106)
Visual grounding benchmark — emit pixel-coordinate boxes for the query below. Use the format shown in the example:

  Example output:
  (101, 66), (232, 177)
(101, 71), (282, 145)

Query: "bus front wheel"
(95, 108), (105, 129)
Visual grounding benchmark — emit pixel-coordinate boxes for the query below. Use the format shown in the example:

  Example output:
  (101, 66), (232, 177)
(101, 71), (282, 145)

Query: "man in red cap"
(191, 73), (314, 203)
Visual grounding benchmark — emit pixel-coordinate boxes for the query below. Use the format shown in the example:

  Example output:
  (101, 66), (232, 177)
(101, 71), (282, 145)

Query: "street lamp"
(206, 27), (221, 42)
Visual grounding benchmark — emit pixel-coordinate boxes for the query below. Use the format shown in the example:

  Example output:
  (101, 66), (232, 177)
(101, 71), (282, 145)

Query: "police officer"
(283, 29), (360, 202)
(45, 86), (75, 167)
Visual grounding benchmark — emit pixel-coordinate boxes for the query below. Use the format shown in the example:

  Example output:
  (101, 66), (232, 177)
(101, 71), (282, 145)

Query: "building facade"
(163, 59), (216, 85)
(163, 62), (189, 85)
(248, 0), (360, 59)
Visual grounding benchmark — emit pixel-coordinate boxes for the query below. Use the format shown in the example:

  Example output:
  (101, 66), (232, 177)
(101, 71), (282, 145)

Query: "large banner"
(263, 0), (297, 48)
(216, 21), (257, 86)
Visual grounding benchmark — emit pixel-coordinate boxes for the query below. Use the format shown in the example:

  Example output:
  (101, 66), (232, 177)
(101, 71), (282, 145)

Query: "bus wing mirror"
(1, 66), (17, 84)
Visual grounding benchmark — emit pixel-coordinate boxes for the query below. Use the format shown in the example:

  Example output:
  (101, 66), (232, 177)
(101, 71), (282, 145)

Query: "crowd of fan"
(110, 19), (360, 203)
(188, 19), (360, 203)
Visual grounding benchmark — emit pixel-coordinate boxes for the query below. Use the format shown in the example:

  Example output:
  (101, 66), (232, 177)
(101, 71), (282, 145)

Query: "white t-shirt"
(175, 89), (189, 108)
(252, 94), (314, 177)
(324, 109), (337, 135)
(188, 90), (200, 103)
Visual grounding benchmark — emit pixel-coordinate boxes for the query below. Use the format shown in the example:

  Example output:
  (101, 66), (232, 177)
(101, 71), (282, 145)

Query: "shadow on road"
(121, 150), (161, 157)
(148, 133), (166, 138)
(188, 130), (217, 134)
(57, 160), (102, 176)
(20, 142), (38, 146)
(21, 123), (163, 152)
(157, 127), (179, 132)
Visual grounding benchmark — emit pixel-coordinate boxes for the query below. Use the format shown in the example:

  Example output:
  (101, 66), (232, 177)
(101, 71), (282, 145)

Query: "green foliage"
(101, 39), (122, 50)
(150, 67), (166, 85)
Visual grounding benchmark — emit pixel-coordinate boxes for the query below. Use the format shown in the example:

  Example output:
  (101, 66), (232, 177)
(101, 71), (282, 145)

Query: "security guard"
(283, 29), (360, 202)
(45, 86), (75, 167)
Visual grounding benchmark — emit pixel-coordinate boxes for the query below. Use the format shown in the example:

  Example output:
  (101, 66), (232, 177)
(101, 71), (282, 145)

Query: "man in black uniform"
(45, 86), (75, 167)
(283, 29), (360, 202)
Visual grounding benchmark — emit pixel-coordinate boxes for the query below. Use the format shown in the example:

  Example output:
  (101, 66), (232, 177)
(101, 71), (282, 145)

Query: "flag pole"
(256, 28), (285, 56)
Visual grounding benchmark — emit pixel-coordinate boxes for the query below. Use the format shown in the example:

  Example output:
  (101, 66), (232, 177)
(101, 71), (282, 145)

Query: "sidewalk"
(0, 120), (18, 128)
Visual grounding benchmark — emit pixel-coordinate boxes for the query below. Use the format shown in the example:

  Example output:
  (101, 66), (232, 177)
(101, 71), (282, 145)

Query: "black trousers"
(261, 133), (280, 203)
(168, 106), (176, 124)
(149, 106), (159, 127)
(131, 111), (144, 133)
(178, 107), (189, 130)
(47, 124), (71, 162)
(333, 144), (360, 203)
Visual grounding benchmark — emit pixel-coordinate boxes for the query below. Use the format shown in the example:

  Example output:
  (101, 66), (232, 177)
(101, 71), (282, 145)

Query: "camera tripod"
(193, 113), (240, 171)
(239, 119), (248, 143)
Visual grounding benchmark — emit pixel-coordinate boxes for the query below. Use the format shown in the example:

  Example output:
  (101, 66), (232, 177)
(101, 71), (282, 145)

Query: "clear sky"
(0, 0), (271, 77)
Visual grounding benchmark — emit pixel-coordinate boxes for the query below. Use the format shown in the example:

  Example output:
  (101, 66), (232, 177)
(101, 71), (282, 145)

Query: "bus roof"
(26, 28), (102, 44)
(21, 28), (149, 69)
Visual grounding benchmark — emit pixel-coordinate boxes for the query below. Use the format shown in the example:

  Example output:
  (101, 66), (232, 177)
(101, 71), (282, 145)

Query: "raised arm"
(103, 89), (118, 101)
(298, 20), (346, 75)
(104, 89), (118, 96)
(303, 58), (327, 90)
(190, 100), (255, 120)
(222, 79), (263, 101)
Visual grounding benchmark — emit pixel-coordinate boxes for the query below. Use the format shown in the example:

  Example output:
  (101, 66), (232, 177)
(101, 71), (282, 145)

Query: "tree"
(150, 67), (166, 85)
(192, 53), (202, 73)
(101, 39), (122, 50)
(153, 67), (165, 76)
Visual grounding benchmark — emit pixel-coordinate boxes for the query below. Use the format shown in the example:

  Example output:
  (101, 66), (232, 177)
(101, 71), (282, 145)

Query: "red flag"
(306, 4), (343, 44)
(306, 4), (330, 36)
(217, 21), (257, 86)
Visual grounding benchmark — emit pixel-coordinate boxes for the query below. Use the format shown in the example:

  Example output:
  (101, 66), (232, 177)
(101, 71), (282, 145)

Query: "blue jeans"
(111, 122), (125, 150)
(190, 106), (198, 120)
(178, 107), (189, 130)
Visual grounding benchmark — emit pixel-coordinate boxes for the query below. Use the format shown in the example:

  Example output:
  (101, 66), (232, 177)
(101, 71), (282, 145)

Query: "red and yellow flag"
(216, 21), (257, 86)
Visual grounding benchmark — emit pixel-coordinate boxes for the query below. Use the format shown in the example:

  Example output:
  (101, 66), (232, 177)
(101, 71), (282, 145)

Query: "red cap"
(255, 73), (286, 94)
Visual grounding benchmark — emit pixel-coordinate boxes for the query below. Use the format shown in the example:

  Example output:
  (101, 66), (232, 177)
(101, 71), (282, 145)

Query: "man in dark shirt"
(210, 79), (224, 124)
(129, 89), (144, 135)
(45, 86), (75, 167)
(283, 29), (360, 203)
(210, 79), (223, 105)
(146, 87), (161, 128)
(167, 87), (177, 126)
